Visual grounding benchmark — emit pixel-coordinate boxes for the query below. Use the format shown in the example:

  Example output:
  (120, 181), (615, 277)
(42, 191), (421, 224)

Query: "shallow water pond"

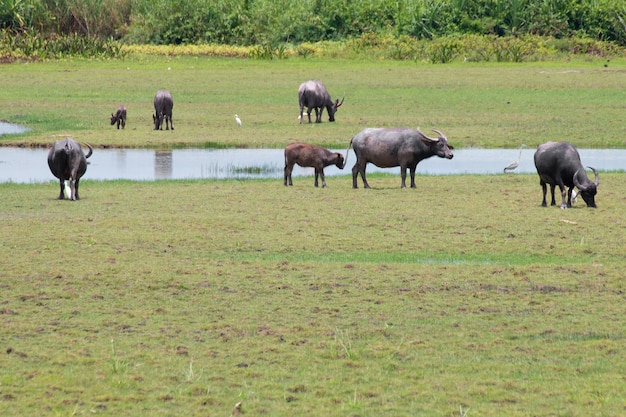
(0, 147), (624, 183)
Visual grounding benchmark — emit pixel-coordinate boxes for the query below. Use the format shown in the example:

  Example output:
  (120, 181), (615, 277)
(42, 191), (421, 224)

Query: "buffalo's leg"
(558, 184), (568, 209)
(540, 181), (548, 206)
(169, 115), (174, 130)
(72, 178), (80, 200)
(57, 179), (65, 200)
(318, 168), (327, 188)
(567, 187), (573, 207)
(399, 167), (407, 188)
(314, 169), (320, 187)
(284, 163), (294, 186)
(409, 166), (417, 188)
(549, 184), (557, 206)
(354, 162), (370, 189)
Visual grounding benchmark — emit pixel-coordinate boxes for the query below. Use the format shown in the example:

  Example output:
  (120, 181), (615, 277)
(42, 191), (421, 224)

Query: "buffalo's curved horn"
(83, 143), (93, 159)
(573, 169), (585, 191)
(335, 95), (345, 108)
(431, 129), (447, 140)
(416, 127), (439, 143)
(588, 166), (599, 186)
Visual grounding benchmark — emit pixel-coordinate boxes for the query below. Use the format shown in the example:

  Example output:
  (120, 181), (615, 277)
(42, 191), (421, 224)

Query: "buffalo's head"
(335, 153), (345, 169)
(418, 128), (454, 159)
(328, 96), (345, 122)
(574, 166), (599, 208)
(110, 114), (117, 125)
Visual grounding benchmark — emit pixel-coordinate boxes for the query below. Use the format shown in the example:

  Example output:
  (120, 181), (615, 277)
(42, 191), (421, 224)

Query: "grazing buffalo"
(350, 127), (454, 189)
(110, 105), (127, 129)
(298, 80), (344, 124)
(284, 142), (345, 188)
(534, 141), (599, 209)
(153, 90), (174, 130)
(47, 138), (93, 200)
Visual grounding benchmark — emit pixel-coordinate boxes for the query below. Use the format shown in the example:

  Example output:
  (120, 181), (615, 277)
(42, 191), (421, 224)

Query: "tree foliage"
(2, 0), (626, 47)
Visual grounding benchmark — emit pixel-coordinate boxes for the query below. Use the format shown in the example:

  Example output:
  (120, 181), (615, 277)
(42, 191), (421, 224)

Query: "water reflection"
(0, 147), (624, 184)
(155, 151), (173, 179)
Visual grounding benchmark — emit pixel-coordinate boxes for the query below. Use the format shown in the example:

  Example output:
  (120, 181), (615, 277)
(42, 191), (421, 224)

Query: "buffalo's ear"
(448, 144), (455, 150)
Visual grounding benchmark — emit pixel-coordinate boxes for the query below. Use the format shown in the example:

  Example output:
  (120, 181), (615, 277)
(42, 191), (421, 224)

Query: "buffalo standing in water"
(153, 90), (174, 130)
(284, 142), (345, 188)
(298, 80), (344, 124)
(534, 141), (599, 209)
(350, 127), (454, 189)
(47, 138), (93, 200)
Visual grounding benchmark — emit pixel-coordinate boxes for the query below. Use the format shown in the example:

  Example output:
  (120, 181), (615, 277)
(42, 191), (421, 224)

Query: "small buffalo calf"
(110, 105), (127, 129)
(284, 142), (345, 188)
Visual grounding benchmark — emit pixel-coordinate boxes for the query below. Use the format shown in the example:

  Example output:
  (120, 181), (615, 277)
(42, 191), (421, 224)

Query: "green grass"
(1, 56), (626, 149)
(1, 174), (625, 416)
(1, 56), (625, 416)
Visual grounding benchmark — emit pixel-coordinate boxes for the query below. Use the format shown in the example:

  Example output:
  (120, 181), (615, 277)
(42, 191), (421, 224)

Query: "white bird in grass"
(63, 180), (71, 199)
(235, 114), (242, 127)
(503, 144), (527, 173)
(571, 188), (579, 203)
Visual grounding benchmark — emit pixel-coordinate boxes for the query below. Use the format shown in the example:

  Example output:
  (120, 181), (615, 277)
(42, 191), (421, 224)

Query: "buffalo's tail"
(83, 143), (93, 159)
(342, 138), (353, 169)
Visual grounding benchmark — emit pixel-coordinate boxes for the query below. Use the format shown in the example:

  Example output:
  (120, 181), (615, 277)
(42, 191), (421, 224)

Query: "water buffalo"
(110, 105), (127, 129)
(350, 127), (454, 189)
(284, 142), (345, 188)
(298, 80), (344, 124)
(153, 90), (174, 130)
(47, 138), (93, 200)
(534, 141), (599, 209)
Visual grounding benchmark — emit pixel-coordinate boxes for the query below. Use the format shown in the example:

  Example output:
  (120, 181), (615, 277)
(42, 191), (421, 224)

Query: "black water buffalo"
(47, 138), (93, 200)
(350, 127), (454, 189)
(284, 142), (345, 188)
(110, 105), (127, 129)
(298, 80), (344, 124)
(153, 90), (174, 130)
(534, 141), (599, 209)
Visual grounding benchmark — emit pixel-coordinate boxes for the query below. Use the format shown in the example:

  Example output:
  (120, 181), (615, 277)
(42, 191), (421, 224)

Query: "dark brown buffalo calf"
(284, 142), (345, 188)
(110, 105), (127, 129)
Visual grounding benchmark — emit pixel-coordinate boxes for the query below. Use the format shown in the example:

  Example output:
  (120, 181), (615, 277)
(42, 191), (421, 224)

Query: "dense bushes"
(3, 0), (626, 46)
(1, 0), (625, 61)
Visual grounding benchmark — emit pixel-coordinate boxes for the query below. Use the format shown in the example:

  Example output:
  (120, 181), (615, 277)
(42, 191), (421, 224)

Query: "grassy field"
(1, 56), (625, 416)
(1, 56), (626, 149)
(1, 174), (625, 416)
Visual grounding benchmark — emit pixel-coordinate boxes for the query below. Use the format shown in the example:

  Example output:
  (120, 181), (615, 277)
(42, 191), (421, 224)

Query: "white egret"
(63, 180), (71, 199)
(235, 114), (242, 127)
(503, 144), (527, 173)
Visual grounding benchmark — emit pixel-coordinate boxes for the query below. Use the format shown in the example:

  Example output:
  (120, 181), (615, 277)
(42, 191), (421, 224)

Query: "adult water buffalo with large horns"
(533, 141), (599, 209)
(47, 137), (93, 200)
(284, 142), (346, 188)
(350, 127), (454, 189)
(298, 80), (344, 124)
